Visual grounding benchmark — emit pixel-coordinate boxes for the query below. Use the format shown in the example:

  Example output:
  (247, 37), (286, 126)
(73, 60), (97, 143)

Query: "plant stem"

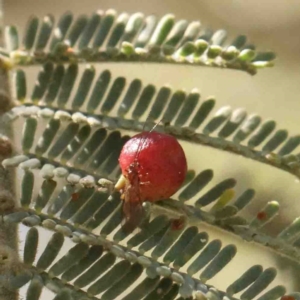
(0, 1), (18, 299)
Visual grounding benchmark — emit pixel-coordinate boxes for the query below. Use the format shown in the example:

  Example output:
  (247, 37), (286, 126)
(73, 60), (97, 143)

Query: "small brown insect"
(121, 161), (146, 233)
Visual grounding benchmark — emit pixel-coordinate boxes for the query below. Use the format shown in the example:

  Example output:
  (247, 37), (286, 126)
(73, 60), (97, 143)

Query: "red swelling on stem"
(119, 131), (187, 202)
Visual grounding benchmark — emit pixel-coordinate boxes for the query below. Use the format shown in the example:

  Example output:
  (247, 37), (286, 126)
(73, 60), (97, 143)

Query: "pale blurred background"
(4, 0), (300, 298)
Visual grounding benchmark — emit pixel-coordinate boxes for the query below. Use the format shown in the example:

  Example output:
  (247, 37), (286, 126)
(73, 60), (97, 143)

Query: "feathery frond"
(11, 64), (300, 182)
(4, 10), (275, 74)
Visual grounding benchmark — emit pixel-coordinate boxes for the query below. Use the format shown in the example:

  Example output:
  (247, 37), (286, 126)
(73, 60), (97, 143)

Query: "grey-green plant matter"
(3, 8), (300, 300)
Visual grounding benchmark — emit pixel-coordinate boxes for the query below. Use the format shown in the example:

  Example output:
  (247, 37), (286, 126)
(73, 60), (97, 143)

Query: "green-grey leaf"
(36, 232), (64, 270)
